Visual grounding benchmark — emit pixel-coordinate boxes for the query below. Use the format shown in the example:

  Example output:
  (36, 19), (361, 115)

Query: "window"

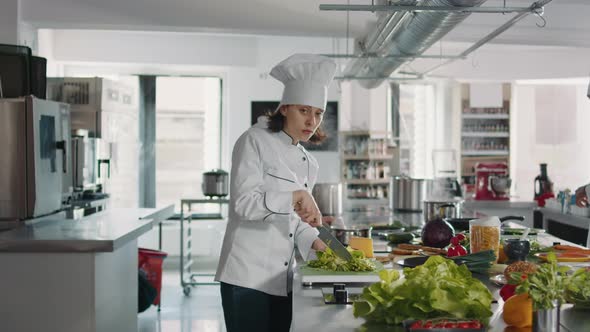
(155, 77), (222, 209)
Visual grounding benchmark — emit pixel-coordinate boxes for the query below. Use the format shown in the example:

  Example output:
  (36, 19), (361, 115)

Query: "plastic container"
(138, 248), (168, 306)
(469, 217), (501, 263)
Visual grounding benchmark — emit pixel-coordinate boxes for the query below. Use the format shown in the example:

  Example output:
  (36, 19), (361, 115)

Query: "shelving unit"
(340, 131), (394, 202)
(460, 83), (511, 191)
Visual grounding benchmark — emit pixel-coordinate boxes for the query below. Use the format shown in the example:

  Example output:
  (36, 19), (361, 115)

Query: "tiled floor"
(138, 269), (227, 332)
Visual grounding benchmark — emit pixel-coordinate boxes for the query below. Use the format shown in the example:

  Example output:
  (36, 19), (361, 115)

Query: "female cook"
(215, 53), (337, 332)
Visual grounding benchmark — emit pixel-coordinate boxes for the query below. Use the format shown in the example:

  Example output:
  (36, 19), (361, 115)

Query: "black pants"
(220, 282), (292, 332)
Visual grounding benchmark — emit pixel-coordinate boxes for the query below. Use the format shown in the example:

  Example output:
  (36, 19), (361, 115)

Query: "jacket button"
(304, 183), (308, 188)
(302, 156), (306, 161)
(284, 262), (288, 266)
(289, 233), (293, 237)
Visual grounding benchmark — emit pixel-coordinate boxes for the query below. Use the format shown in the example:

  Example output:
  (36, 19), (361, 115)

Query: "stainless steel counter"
(292, 226), (589, 331)
(464, 199), (537, 210)
(0, 208), (166, 252)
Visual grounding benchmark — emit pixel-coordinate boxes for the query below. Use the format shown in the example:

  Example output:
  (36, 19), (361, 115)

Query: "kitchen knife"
(317, 225), (353, 261)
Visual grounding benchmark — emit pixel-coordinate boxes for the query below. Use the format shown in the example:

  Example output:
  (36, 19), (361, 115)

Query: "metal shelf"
(179, 198), (229, 295)
(462, 114), (509, 119)
(462, 132), (509, 137)
(462, 150), (509, 156)
(342, 154), (393, 160)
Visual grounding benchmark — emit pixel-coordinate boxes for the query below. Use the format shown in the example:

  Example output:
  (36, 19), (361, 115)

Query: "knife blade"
(317, 225), (353, 261)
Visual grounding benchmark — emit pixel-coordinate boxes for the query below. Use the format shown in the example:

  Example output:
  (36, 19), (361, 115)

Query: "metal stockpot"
(312, 183), (343, 216)
(202, 169), (229, 197)
(423, 199), (463, 222)
(390, 176), (432, 212)
(330, 226), (372, 246)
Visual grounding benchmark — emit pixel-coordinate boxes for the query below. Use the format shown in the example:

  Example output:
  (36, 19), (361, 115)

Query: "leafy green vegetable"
(353, 255), (493, 325)
(450, 250), (496, 274)
(565, 268), (590, 308)
(307, 247), (375, 272)
(515, 252), (570, 310)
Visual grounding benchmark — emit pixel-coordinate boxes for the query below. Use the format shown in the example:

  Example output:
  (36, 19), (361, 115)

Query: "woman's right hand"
(293, 190), (322, 227)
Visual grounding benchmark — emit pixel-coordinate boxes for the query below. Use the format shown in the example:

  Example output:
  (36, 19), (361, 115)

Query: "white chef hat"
(270, 54), (337, 111)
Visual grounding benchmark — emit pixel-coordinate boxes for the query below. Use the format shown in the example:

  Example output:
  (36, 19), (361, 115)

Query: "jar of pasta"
(469, 217), (501, 262)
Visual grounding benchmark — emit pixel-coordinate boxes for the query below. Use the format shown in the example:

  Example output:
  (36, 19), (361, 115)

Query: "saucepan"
(444, 215), (525, 231)
(330, 225), (372, 246)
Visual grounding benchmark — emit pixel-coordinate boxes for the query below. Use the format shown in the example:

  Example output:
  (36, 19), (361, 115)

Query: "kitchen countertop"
(0, 207), (173, 252)
(463, 199), (537, 209)
(292, 222), (588, 331)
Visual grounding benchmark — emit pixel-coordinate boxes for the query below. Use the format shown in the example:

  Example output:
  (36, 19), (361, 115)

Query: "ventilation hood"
(343, 0), (487, 89)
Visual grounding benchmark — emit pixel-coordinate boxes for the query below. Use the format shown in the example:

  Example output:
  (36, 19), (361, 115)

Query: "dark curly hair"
(266, 105), (327, 144)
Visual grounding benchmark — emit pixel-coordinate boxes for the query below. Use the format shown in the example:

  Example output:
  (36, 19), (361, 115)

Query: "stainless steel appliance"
(390, 176), (431, 212)
(48, 77), (138, 208)
(423, 199), (463, 222)
(312, 183), (343, 216)
(202, 169), (229, 197)
(0, 96), (71, 221)
(71, 129), (102, 193)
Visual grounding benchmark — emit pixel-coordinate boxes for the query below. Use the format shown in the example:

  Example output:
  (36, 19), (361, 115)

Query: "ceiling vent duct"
(344, 0), (487, 89)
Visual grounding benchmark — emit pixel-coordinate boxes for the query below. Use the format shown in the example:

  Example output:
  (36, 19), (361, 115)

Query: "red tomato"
(444, 322), (458, 328)
(469, 321), (482, 328)
(458, 322), (471, 328)
(410, 321), (422, 329)
(450, 237), (460, 246)
(422, 321), (433, 328)
(456, 233), (466, 241)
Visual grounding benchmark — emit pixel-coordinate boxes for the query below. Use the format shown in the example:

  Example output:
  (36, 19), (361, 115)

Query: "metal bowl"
(491, 177), (512, 194)
(330, 226), (372, 246)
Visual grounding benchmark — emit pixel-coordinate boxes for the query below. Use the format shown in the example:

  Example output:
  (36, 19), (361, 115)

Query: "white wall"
(512, 82), (590, 199)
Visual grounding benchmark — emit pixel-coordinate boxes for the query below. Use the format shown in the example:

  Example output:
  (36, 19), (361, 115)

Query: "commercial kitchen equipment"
(178, 198), (229, 296)
(390, 176), (431, 212)
(202, 169), (229, 197)
(47, 77), (139, 208)
(0, 44), (47, 99)
(474, 162), (510, 200)
(431, 149), (462, 199)
(0, 96), (71, 221)
(312, 183), (343, 216)
(534, 163), (554, 200)
(423, 199), (464, 222)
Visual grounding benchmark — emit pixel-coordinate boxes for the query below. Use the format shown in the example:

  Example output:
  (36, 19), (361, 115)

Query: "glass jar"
(470, 217), (501, 262)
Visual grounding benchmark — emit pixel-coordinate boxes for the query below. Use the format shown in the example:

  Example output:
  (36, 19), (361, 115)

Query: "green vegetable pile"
(566, 268), (590, 309)
(353, 255), (493, 325)
(449, 250), (496, 274)
(515, 252), (569, 310)
(307, 247), (376, 272)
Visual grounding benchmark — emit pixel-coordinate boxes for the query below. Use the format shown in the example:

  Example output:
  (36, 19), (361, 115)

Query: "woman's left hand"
(311, 238), (327, 251)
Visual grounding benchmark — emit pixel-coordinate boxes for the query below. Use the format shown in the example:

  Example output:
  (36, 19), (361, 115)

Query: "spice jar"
(470, 216), (501, 262)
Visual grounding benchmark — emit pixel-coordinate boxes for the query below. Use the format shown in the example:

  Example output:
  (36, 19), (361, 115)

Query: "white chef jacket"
(214, 124), (320, 297)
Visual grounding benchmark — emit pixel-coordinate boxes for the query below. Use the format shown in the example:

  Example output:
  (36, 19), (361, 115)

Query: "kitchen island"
(0, 206), (173, 332)
(292, 222), (589, 331)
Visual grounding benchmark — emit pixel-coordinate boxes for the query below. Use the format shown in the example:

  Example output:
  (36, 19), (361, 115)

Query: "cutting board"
(299, 261), (384, 284)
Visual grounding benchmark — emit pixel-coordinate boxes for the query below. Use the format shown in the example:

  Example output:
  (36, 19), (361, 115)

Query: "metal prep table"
(178, 198), (229, 296)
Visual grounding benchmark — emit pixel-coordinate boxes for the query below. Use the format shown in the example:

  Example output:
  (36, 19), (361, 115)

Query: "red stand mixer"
(474, 162), (511, 200)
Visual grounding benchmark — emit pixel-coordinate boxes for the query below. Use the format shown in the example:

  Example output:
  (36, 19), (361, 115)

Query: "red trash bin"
(138, 248), (168, 306)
